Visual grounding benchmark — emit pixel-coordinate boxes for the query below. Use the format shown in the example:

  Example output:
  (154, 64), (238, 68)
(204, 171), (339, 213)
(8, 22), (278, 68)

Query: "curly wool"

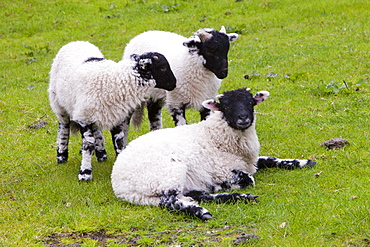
(48, 41), (155, 130)
(111, 111), (259, 206)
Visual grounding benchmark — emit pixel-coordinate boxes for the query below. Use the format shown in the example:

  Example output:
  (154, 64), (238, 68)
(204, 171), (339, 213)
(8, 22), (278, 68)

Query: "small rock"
(234, 233), (260, 244)
(321, 138), (349, 149)
(278, 222), (286, 228)
(28, 121), (47, 129)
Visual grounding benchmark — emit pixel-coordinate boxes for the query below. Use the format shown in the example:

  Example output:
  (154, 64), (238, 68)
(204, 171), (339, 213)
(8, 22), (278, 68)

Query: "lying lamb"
(48, 41), (176, 181)
(111, 88), (269, 220)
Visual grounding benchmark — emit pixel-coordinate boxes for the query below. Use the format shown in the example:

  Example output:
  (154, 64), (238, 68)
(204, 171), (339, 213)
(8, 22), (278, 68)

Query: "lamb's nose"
(237, 116), (250, 124)
(220, 68), (228, 77)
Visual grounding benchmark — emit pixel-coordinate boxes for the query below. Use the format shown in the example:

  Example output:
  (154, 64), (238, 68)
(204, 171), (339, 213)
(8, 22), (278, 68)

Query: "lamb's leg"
(77, 122), (95, 181)
(185, 190), (259, 204)
(199, 106), (211, 121)
(56, 116), (70, 163)
(257, 156), (316, 170)
(147, 98), (165, 131)
(93, 127), (107, 162)
(231, 170), (255, 188)
(213, 170), (255, 191)
(170, 104), (187, 126)
(110, 112), (133, 156)
(159, 190), (213, 221)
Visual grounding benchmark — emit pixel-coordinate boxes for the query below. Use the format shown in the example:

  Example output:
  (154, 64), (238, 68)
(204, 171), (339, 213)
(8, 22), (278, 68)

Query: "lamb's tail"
(131, 101), (146, 129)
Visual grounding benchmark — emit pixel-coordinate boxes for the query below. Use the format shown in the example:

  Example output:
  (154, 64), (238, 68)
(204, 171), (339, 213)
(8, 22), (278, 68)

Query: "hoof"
(57, 152), (68, 164)
(244, 194), (259, 202)
(57, 158), (68, 164)
(78, 169), (92, 181)
(248, 194), (259, 200)
(96, 154), (108, 162)
(306, 160), (316, 167)
(201, 213), (213, 221)
(96, 150), (108, 162)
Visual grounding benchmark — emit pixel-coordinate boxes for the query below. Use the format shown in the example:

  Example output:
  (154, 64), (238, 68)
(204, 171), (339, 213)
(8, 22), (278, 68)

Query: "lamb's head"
(131, 52), (176, 91)
(183, 26), (238, 79)
(202, 88), (269, 131)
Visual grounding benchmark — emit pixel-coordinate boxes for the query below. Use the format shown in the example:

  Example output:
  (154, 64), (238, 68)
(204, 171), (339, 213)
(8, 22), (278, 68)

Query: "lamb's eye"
(161, 68), (167, 72)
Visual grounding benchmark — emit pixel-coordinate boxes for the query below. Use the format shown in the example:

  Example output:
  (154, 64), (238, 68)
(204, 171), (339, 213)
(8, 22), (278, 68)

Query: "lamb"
(48, 41), (176, 181)
(111, 88), (269, 220)
(122, 26), (239, 130)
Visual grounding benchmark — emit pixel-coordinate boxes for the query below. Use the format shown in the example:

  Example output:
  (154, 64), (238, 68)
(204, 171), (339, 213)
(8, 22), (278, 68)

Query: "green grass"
(1, 0), (369, 246)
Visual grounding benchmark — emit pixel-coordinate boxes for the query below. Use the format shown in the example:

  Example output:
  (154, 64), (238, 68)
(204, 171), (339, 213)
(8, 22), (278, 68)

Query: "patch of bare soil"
(43, 229), (136, 246)
(42, 227), (259, 246)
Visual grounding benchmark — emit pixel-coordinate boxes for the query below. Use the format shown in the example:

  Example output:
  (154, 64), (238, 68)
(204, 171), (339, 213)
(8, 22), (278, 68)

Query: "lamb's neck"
(119, 59), (156, 88)
(202, 112), (260, 158)
(104, 61), (155, 117)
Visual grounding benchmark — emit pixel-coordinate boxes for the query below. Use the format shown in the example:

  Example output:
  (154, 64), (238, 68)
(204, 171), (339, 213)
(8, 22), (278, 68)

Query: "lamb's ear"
(253, 91), (270, 105)
(202, 99), (220, 111)
(183, 34), (201, 50)
(228, 33), (239, 43)
(182, 30), (202, 53)
(219, 26), (239, 43)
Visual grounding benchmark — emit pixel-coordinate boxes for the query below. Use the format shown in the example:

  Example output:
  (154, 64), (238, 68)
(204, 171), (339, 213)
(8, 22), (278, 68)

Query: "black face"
(198, 31), (230, 79)
(138, 52), (177, 91)
(218, 89), (256, 130)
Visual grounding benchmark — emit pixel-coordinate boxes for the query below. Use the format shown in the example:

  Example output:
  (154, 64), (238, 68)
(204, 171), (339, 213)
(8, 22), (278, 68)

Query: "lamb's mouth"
(236, 119), (252, 130)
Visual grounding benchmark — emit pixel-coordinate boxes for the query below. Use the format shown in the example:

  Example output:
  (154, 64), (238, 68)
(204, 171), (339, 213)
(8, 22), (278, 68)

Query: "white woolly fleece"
(111, 111), (259, 206)
(49, 41), (156, 130)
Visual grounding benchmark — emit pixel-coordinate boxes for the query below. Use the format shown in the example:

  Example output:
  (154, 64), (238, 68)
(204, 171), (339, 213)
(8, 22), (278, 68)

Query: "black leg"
(77, 122), (95, 181)
(199, 106), (211, 121)
(56, 119), (70, 164)
(231, 170), (255, 188)
(93, 126), (107, 162)
(110, 112), (133, 156)
(159, 190), (212, 221)
(184, 190), (259, 204)
(147, 98), (165, 131)
(212, 170), (255, 192)
(170, 104), (187, 127)
(257, 156), (316, 170)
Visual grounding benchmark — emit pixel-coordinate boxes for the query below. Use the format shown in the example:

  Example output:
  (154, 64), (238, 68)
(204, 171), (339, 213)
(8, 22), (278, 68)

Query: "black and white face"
(199, 30), (230, 79)
(218, 89), (256, 130)
(131, 52), (177, 91)
(202, 88), (269, 131)
(183, 27), (239, 79)
(147, 52), (177, 91)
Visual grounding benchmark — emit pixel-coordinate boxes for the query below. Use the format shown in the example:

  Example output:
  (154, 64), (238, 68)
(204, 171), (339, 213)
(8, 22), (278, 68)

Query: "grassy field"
(1, 0), (369, 246)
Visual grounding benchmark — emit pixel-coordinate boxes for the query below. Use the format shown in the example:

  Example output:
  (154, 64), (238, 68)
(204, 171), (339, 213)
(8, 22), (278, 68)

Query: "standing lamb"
(123, 26), (238, 130)
(111, 88), (269, 220)
(48, 41), (176, 181)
